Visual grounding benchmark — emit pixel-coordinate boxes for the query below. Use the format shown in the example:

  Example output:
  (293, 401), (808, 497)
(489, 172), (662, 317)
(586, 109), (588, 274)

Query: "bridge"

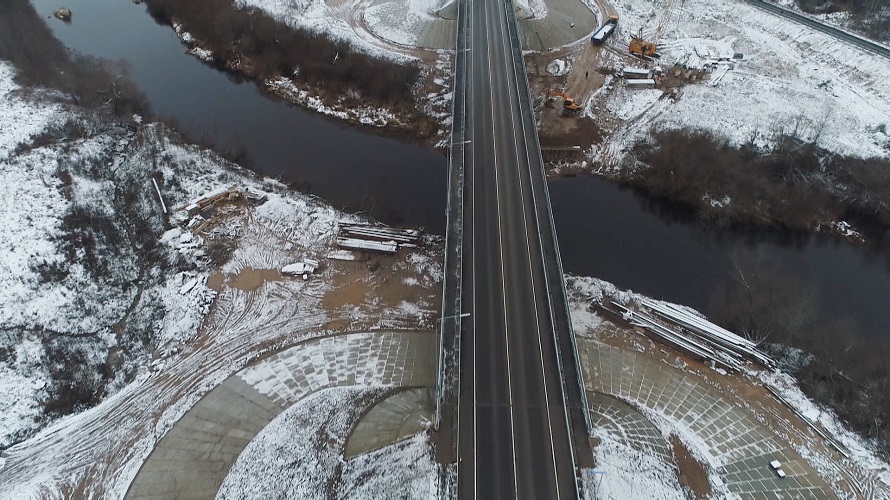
(435, 0), (593, 496)
(430, 0), (890, 497)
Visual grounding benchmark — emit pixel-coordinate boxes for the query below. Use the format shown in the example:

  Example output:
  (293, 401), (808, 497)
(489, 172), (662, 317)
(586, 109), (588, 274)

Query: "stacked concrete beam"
(578, 339), (835, 499)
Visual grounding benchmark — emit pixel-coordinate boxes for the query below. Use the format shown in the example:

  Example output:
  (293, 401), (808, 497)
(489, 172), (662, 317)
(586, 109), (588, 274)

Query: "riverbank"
(0, 7), (443, 453)
(533, 0), (890, 246)
(142, 0), (451, 145)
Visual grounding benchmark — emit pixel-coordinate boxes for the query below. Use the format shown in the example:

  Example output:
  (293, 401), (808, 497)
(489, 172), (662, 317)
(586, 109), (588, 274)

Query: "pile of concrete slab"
(598, 298), (775, 371)
(336, 221), (422, 254)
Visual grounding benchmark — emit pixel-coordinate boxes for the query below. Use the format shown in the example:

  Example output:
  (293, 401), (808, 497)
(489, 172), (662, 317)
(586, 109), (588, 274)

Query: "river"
(29, 0), (890, 341)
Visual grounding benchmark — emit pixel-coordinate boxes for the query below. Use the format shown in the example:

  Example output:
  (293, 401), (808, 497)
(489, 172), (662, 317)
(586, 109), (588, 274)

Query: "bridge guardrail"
(437, 0), (468, 496)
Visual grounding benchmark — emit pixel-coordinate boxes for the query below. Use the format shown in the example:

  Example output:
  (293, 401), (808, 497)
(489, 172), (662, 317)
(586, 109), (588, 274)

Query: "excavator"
(545, 90), (583, 115)
(629, 0), (680, 58)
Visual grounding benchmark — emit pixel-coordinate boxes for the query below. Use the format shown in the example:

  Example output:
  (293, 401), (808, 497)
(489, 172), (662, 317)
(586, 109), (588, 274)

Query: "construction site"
(531, 0), (716, 162)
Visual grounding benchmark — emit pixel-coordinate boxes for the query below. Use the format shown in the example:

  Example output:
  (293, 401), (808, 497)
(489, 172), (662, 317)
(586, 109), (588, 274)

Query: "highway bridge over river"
(435, 0), (593, 497)
(431, 0), (890, 497)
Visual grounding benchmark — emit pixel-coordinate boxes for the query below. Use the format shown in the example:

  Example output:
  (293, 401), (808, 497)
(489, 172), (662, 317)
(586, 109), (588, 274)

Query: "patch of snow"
(0, 62), (62, 161)
(703, 194), (731, 208)
(190, 47), (214, 62)
(266, 77), (400, 127)
(607, 88), (662, 121)
(341, 432), (437, 498)
(546, 59), (569, 76)
(583, 427), (684, 500)
(234, 0), (417, 63)
(217, 387), (436, 499)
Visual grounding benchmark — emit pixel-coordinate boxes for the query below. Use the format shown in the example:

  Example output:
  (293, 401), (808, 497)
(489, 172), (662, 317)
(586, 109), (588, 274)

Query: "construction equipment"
(629, 0), (680, 58)
(545, 90), (583, 115)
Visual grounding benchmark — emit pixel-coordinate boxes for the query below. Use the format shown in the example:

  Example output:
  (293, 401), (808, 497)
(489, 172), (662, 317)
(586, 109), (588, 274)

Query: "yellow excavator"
(629, 0), (680, 58)
(546, 90), (583, 115)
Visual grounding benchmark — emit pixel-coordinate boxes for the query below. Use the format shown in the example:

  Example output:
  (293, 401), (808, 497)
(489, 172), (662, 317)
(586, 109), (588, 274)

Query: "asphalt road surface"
(455, 0), (580, 496)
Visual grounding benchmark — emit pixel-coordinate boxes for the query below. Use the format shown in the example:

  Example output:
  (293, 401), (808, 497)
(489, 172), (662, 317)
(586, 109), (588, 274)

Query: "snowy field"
(595, 0), (890, 164)
(233, 0), (433, 59)
(769, 0), (890, 44)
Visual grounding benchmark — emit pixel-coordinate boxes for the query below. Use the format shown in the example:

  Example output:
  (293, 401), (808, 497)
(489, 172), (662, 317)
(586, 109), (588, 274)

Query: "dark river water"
(30, 0), (448, 231)
(30, 0), (890, 341)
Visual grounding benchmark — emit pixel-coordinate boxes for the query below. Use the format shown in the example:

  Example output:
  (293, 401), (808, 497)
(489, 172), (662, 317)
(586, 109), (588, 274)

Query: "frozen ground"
(218, 387), (436, 499)
(0, 54), (443, 497)
(593, 0), (890, 165)
(583, 426), (685, 499)
(567, 275), (890, 498)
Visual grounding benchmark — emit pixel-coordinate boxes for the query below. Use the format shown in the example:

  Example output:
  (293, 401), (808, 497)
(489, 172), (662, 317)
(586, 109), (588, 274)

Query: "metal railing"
(436, 0), (469, 497)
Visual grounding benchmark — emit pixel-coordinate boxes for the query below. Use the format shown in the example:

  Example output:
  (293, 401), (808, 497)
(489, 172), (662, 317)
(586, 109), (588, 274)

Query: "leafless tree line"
(627, 128), (890, 249)
(710, 249), (890, 458)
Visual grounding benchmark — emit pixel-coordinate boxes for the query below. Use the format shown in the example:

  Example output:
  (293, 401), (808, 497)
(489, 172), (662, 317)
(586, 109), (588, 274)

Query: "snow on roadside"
(341, 432), (437, 499)
(583, 427), (685, 500)
(217, 387), (371, 499)
(217, 387), (436, 499)
(566, 274), (890, 496)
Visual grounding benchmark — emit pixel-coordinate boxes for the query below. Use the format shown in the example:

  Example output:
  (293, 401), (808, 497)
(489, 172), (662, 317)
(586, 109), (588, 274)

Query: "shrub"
(0, 1), (151, 117)
(626, 129), (890, 247)
(710, 255), (890, 458)
(41, 335), (109, 418)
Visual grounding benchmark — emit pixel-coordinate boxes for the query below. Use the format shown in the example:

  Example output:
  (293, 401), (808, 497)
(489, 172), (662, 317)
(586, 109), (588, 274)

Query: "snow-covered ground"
(218, 387), (436, 499)
(233, 0), (426, 60)
(769, 0), (890, 45)
(567, 274), (890, 498)
(0, 53), (444, 497)
(583, 429), (685, 500)
(595, 0), (890, 164)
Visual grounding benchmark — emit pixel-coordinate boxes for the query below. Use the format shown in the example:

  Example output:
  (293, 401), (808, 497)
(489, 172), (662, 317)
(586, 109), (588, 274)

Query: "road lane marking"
(468, 1), (479, 498)
(491, 2), (563, 497)
(484, 0), (520, 496)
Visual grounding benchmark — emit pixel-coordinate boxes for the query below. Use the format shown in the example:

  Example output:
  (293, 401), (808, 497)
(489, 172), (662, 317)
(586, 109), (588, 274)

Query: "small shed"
(622, 68), (650, 79)
(626, 79), (656, 89)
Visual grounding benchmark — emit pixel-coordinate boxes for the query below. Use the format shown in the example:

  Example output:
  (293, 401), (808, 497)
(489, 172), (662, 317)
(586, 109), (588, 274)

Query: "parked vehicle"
(591, 15), (619, 45)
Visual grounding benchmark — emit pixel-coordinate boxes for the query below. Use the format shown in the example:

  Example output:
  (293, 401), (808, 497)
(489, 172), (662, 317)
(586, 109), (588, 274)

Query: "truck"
(591, 15), (619, 45)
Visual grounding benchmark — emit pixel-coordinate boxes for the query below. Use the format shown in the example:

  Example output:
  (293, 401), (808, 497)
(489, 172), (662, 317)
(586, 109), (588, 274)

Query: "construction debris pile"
(598, 298), (774, 372)
(336, 222), (422, 255)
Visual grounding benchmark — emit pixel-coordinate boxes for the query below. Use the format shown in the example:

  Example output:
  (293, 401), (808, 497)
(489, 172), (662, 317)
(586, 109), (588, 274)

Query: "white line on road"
(484, 0), (521, 496)
(468, 1), (479, 498)
(494, 0), (563, 497)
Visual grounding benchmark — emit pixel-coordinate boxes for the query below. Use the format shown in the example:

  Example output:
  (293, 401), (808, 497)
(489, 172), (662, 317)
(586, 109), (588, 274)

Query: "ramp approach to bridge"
(436, 0), (593, 496)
